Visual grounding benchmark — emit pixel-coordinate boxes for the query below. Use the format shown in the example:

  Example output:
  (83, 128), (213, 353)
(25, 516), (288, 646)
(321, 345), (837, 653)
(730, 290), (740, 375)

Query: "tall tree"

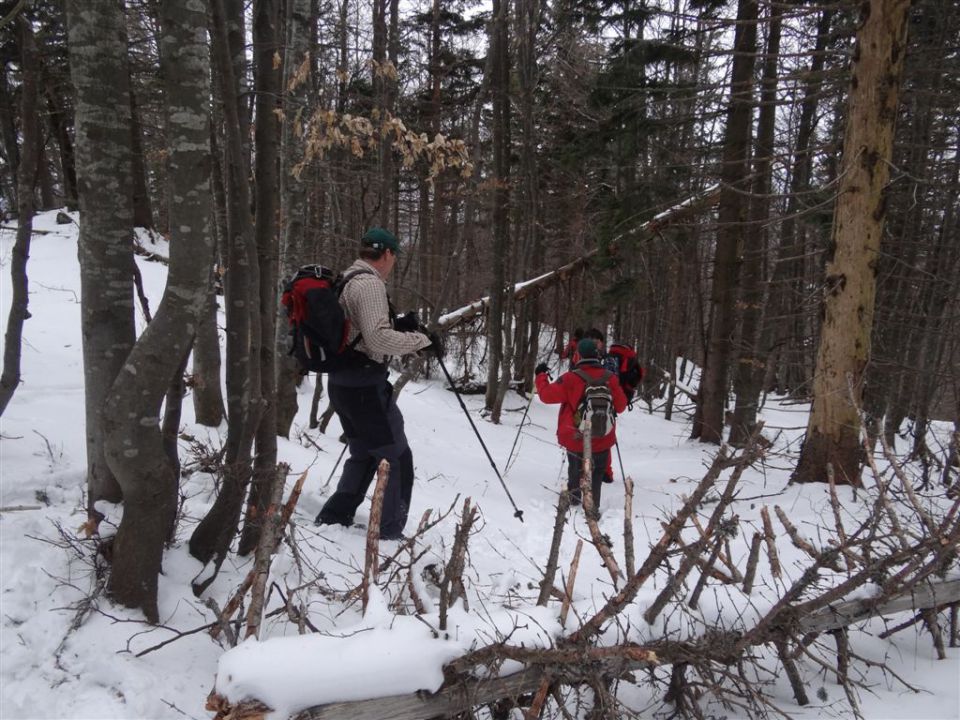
(693, 0), (757, 444)
(0, 17), (41, 417)
(484, 0), (511, 421)
(793, 0), (913, 485)
(240, 0), (283, 556)
(188, 0), (264, 592)
(65, 0), (138, 513)
(729, 2), (782, 447)
(275, 0), (314, 437)
(102, 0), (214, 621)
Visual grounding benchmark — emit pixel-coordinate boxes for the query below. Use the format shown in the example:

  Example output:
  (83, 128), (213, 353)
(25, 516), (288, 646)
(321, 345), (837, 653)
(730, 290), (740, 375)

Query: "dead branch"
(211, 469), (307, 640)
(759, 506), (782, 580)
(742, 532), (762, 595)
(244, 463), (290, 640)
(362, 459), (390, 614)
(774, 504), (842, 571)
(538, 489), (572, 606)
(439, 498), (476, 631)
(579, 438), (621, 587)
(623, 477), (635, 579)
(570, 444), (734, 644)
(645, 425), (764, 624)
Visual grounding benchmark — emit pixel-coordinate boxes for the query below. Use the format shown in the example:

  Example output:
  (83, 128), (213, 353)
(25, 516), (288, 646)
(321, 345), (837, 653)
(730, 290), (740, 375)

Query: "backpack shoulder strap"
(335, 268), (378, 350)
(573, 369), (612, 387)
(338, 267), (377, 292)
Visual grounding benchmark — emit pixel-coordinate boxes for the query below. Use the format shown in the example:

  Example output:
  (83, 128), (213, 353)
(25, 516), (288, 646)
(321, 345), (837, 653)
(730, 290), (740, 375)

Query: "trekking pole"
(314, 440), (348, 524)
(436, 354), (525, 522)
(506, 360), (549, 471)
(615, 440), (627, 482)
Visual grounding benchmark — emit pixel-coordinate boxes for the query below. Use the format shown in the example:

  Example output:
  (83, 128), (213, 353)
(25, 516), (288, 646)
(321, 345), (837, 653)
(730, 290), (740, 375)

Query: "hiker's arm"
(348, 276), (430, 356)
(535, 372), (567, 404)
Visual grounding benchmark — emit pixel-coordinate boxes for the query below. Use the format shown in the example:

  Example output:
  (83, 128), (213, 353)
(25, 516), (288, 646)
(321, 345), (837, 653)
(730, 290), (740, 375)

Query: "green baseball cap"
(362, 227), (401, 253)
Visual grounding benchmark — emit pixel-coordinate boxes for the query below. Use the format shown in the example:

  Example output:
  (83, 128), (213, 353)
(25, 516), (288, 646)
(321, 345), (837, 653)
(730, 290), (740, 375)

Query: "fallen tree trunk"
(435, 184), (720, 333)
(209, 577), (960, 720)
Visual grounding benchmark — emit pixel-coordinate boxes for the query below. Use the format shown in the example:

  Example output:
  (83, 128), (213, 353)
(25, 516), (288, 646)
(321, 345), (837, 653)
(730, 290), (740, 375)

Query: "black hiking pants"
(567, 449), (610, 512)
(317, 375), (413, 539)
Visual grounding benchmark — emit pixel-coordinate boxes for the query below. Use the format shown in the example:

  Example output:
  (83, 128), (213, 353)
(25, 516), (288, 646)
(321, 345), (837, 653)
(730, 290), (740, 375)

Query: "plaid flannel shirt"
(340, 259), (430, 364)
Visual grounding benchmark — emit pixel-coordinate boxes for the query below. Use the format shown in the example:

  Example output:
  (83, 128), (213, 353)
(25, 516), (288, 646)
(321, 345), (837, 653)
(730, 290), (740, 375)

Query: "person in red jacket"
(559, 328), (584, 370)
(535, 338), (628, 512)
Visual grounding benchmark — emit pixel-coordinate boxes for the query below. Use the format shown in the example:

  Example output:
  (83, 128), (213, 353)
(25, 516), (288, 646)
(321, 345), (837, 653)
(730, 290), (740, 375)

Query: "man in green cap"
(316, 227), (443, 541)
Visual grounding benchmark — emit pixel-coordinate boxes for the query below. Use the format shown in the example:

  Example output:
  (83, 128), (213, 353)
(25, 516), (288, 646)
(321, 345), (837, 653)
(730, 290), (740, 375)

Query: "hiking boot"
(315, 512), (351, 527)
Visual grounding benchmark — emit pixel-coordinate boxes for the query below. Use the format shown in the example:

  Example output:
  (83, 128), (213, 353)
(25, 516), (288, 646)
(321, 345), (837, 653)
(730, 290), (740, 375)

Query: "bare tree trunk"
(188, 0), (264, 589)
(794, 0), (912, 486)
(129, 87), (153, 229)
(730, 3), (781, 447)
(761, 8), (833, 398)
(485, 0), (511, 422)
(276, 0), (314, 437)
(0, 69), (20, 212)
(694, 0), (757, 444)
(103, 0), (214, 622)
(191, 266), (225, 427)
(0, 18), (41, 418)
(40, 61), (78, 210)
(66, 0), (138, 513)
(240, 0), (283, 557)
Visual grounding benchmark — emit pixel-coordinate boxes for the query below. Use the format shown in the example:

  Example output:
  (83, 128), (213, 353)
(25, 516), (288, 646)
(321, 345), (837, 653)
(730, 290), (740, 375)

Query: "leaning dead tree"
(207, 427), (960, 720)
(435, 184), (721, 333)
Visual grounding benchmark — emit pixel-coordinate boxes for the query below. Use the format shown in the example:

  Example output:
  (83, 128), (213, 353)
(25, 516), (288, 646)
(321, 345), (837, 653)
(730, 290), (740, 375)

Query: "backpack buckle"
(298, 264), (335, 282)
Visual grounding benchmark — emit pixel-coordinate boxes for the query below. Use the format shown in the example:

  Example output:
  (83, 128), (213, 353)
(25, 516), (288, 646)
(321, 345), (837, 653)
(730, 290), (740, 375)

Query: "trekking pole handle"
(436, 355), (524, 522)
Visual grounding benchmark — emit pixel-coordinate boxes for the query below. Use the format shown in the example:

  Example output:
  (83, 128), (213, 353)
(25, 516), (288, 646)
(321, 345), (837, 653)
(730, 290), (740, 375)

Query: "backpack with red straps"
(281, 265), (374, 373)
(607, 343), (644, 403)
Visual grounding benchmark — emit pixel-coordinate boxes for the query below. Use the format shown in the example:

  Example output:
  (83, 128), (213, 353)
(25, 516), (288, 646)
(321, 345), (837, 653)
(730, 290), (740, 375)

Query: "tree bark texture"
(730, 3), (781, 446)
(275, 0), (313, 438)
(484, 0), (511, 421)
(0, 18), (41, 418)
(189, 0), (264, 589)
(240, 0), (283, 556)
(66, 0), (138, 511)
(103, 0), (214, 622)
(694, 0), (757, 444)
(794, 0), (912, 486)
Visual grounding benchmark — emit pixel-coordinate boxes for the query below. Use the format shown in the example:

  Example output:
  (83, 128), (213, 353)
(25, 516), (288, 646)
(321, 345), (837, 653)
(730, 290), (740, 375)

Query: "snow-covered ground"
(1, 211), (957, 720)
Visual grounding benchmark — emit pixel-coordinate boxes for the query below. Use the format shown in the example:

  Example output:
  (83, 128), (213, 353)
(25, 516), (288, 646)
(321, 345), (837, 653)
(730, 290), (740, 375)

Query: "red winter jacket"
(535, 360), (628, 453)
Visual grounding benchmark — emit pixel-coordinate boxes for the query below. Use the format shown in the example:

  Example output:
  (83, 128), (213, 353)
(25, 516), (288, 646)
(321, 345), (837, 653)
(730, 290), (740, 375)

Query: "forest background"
(0, 0), (959, 716)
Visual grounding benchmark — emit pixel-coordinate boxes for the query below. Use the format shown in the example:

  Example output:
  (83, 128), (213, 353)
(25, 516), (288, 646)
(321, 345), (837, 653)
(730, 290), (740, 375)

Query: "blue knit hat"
(577, 338), (599, 358)
(362, 227), (401, 253)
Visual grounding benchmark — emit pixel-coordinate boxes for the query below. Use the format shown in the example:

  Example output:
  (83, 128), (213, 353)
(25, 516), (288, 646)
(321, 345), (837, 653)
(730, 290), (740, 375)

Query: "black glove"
(535, 362), (550, 376)
(425, 330), (445, 360)
(393, 310), (420, 333)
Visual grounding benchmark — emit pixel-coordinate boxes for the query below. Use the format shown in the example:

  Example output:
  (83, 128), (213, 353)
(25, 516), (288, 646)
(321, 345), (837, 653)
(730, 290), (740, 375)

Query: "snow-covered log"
(207, 578), (960, 720)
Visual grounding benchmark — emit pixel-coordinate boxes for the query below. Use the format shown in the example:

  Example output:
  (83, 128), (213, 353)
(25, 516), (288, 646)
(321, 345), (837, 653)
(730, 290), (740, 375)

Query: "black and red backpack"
(607, 343), (644, 403)
(281, 265), (373, 373)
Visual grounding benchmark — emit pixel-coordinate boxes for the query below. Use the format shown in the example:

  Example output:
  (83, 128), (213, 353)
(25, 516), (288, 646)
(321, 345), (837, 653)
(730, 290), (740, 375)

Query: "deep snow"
(1, 211), (957, 720)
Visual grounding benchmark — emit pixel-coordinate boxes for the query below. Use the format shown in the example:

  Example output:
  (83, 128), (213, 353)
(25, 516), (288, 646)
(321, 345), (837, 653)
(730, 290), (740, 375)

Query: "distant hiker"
(559, 328), (584, 369)
(584, 327), (620, 375)
(606, 342), (645, 406)
(535, 338), (628, 513)
(315, 227), (443, 541)
(579, 328), (626, 484)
